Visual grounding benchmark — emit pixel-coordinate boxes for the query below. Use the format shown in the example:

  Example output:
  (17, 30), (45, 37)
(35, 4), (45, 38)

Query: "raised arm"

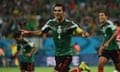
(21, 30), (42, 36)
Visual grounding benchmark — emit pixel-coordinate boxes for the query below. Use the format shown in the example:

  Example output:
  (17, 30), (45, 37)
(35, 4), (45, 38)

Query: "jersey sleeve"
(71, 21), (83, 34)
(107, 20), (116, 31)
(28, 41), (35, 48)
(24, 38), (35, 48)
(41, 20), (51, 33)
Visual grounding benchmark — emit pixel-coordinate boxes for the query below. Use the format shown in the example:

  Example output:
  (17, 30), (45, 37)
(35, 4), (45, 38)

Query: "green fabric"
(42, 18), (78, 56)
(99, 20), (119, 50)
(17, 39), (34, 63)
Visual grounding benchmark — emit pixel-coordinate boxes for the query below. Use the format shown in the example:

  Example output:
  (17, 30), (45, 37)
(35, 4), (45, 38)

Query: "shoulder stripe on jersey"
(41, 24), (50, 31)
(28, 41), (34, 47)
(41, 19), (52, 31)
(107, 20), (116, 30)
(66, 21), (79, 30)
(23, 38), (34, 47)
(41, 19), (56, 31)
(65, 19), (71, 22)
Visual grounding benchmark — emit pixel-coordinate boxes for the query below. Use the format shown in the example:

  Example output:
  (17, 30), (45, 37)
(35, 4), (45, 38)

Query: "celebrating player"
(98, 10), (120, 72)
(21, 3), (89, 72)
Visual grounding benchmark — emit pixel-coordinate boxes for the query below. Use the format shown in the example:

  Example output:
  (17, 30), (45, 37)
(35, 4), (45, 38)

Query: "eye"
(54, 10), (61, 12)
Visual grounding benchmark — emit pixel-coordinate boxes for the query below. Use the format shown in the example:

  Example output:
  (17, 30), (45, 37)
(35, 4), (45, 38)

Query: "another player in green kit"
(12, 32), (36, 72)
(98, 10), (120, 72)
(21, 4), (89, 72)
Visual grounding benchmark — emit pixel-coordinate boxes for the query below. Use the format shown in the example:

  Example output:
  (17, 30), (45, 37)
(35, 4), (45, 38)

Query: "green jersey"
(17, 38), (35, 63)
(41, 18), (79, 56)
(99, 20), (119, 50)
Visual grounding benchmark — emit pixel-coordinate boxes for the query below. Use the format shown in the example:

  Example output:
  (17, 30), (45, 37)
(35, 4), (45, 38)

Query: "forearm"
(30, 30), (42, 36)
(22, 30), (42, 36)
(107, 31), (117, 44)
(29, 47), (36, 55)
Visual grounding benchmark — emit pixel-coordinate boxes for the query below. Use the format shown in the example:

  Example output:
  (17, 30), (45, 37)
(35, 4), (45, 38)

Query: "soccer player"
(98, 10), (120, 72)
(21, 4), (89, 72)
(12, 31), (36, 72)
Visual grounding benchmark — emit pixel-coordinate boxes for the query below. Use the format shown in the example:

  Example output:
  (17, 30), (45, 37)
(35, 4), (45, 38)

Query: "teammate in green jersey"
(21, 4), (89, 72)
(13, 31), (36, 72)
(98, 10), (120, 72)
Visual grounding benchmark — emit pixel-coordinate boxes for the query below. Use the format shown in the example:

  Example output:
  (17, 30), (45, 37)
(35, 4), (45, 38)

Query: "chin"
(56, 17), (61, 20)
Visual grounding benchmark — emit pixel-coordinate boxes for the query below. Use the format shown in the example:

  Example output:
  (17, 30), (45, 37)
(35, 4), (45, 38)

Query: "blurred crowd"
(0, 0), (120, 38)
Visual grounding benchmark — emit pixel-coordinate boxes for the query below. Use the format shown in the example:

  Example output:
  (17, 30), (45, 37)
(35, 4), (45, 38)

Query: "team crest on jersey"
(57, 26), (62, 33)
(57, 26), (62, 39)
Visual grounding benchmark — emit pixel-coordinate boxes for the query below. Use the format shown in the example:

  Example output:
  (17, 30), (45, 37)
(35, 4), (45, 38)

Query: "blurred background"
(0, 0), (120, 71)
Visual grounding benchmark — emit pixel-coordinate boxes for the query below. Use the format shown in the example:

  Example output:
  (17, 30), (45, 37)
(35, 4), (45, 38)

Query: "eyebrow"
(99, 14), (104, 16)
(54, 9), (62, 11)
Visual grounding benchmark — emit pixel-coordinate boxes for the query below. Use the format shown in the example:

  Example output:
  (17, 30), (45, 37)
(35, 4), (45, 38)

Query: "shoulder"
(65, 19), (78, 27)
(65, 19), (75, 24)
(23, 38), (29, 42)
(23, 38), (34, 47)
(107, 20), (116, 30)
(46, 18), (56, 24)
(107, 20), (114, 25)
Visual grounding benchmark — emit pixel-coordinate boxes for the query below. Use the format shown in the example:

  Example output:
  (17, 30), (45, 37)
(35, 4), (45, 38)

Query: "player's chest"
(50, 24), (73, 33)
(19, 43), (30, 50)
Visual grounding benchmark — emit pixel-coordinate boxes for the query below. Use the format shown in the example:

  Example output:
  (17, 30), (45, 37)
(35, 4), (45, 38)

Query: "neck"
(102, 20), (107, 24)
(57, 17), (64, 23)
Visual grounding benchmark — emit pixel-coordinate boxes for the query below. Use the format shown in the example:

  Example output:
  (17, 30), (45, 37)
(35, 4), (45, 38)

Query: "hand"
(82, 31), (89, 37)
(98, 46), (104, 55)
(26, 53), (32, 57)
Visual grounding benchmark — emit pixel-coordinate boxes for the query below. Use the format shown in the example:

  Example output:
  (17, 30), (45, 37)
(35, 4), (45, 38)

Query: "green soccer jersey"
(41, 18), (79, 56)
(99, 20), (119, 50)
(17, 38), (35, 63)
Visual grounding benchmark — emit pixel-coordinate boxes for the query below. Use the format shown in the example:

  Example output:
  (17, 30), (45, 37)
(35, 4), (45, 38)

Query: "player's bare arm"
(98, 30), (117, 54)
(21, 30), (42, 36)
(26, 47), (36, 57)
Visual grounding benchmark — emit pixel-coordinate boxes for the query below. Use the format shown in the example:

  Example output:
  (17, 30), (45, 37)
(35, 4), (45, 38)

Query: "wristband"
(28, 32), (33, 35)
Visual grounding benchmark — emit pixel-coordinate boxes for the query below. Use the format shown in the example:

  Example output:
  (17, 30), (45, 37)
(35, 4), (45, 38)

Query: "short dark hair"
(13, 31), (21, 38)
(99, 10), (108, 16)
(54, 3), (65, 11)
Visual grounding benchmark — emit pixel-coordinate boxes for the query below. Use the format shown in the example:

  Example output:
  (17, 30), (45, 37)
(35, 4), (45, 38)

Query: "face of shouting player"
(53, 6), (65, 22)
(99, 12), (107, 23)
